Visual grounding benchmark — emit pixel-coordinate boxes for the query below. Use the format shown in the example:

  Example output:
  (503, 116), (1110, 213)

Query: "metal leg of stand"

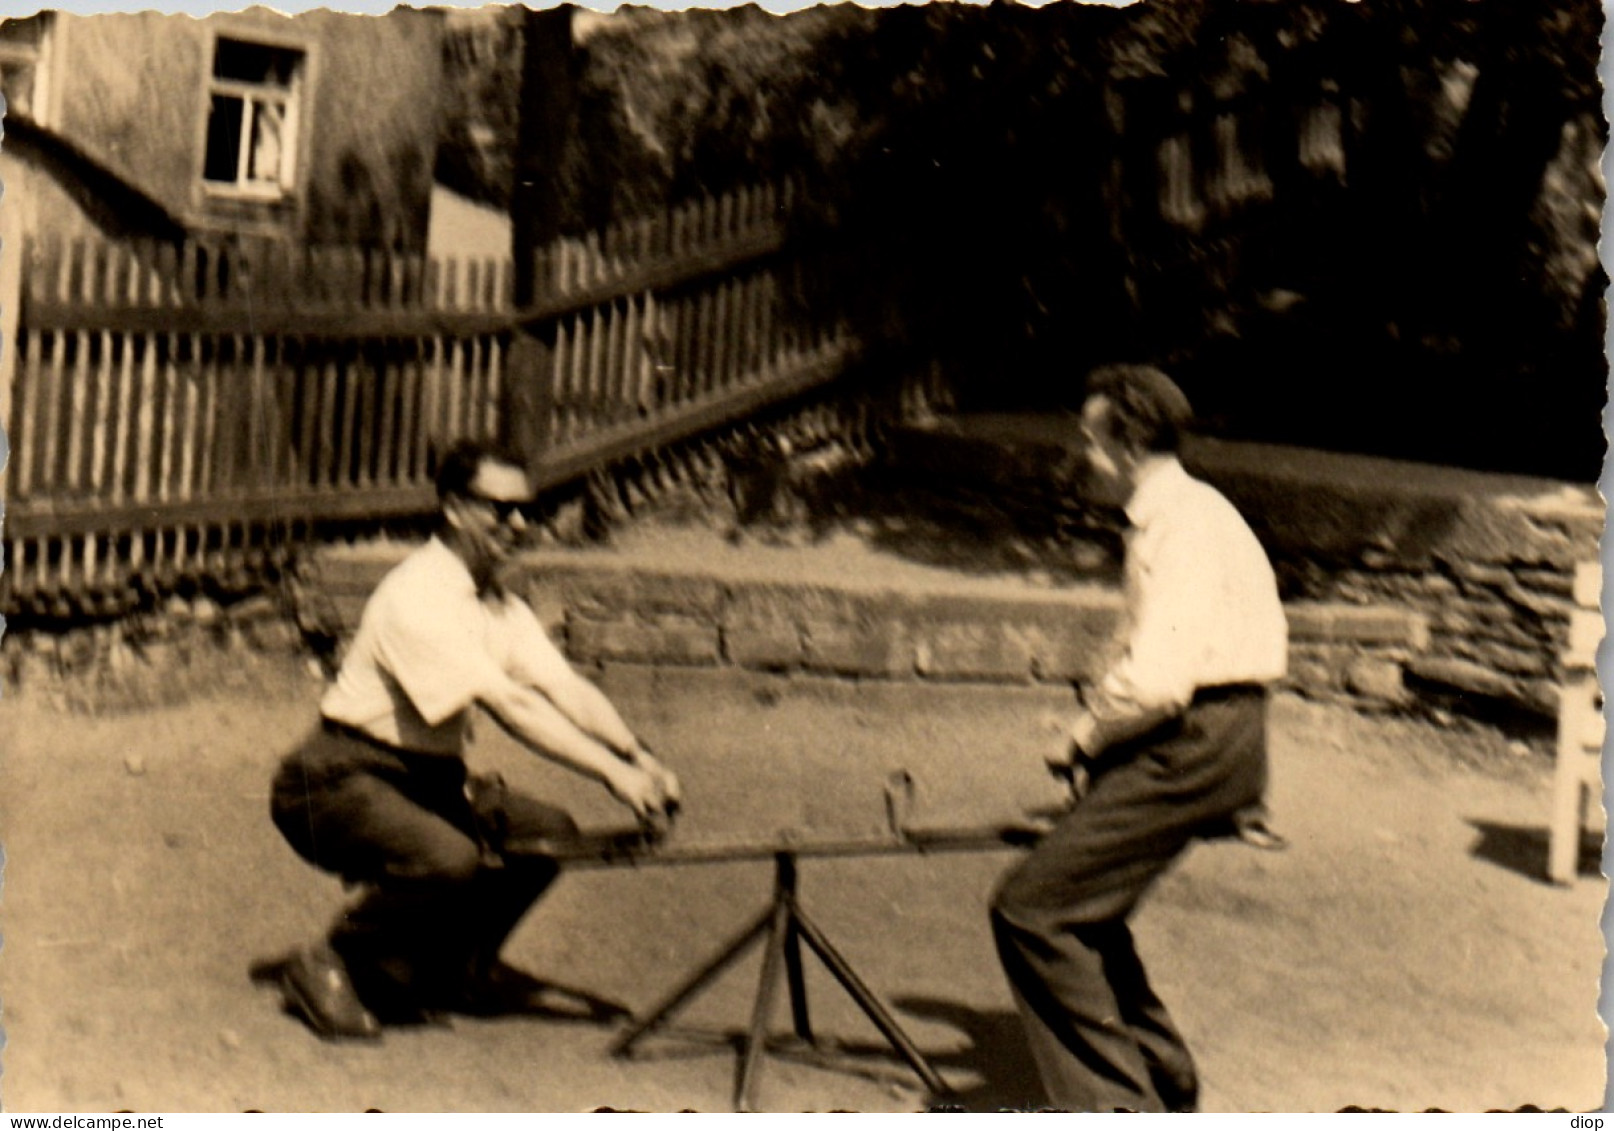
(779, 855), (815, 1046)
(784, 918), (814, 1044)
(613, 849), (947, 1109)
(793, 902), (950, 1096)
(611, 900), (775, 1057)
(736, 860), (795, 1112)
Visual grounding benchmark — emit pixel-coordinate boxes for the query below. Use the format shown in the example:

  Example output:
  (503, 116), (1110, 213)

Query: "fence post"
(502, 323), (557, 478)
(511, 7), (580, 307)
(0, 178), (25, 484)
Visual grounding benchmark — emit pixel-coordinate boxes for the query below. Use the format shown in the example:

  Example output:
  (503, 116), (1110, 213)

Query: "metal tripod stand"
(609, 849), (950, 1112)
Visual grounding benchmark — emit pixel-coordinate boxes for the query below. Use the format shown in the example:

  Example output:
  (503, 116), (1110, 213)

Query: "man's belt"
(1191, 681), (1267, 706)
(319, 717), (460, 763)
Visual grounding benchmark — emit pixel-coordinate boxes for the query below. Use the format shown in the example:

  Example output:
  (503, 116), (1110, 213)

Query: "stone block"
(625, 572), (729, 621)
(1496, 577), (1571, 620)
(1344, 655), (1409, 706)
(1450, 561), (1517, 589)
(1411, 573), (1461, 597)
(901, 590), (1117, 685)
(1333, 577), (1382, 604)
(1431, 597), (1505, 635)
(723, 612), (803, 670)
(532, 569), (640, 622)
(915, 622), (1035, 683)
(1331, 607), (1429, 651)
(801, 616), (912, 678)
(642, 616), (723, 666)
(1517, 678), (1560, 718)
(521, 560), (726, 622)
(1283, 645), (1343, 696)
(1028, 634), (1109, 684)
(1288, 603), (1427, 651)
(1405, 656), (1517, 703)
(567, 616), (720, 666)
(1285, 604), (1335, 643)
(1463, 639), (1550, 679)
(1517, 567), (1574, 597)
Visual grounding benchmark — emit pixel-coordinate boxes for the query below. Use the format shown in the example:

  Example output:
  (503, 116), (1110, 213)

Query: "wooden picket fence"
(1, 181), (853, 616)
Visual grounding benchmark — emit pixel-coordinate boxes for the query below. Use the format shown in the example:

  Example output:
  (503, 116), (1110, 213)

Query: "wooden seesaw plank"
(504, 820), (1048, 869)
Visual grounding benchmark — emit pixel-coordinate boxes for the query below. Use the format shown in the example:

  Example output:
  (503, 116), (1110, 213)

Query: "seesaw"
(505, 770), (1052, 1112)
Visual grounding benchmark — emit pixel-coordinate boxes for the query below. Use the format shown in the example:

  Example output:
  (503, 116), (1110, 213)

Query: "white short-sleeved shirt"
(1072, 457), (1289, 754)
(321, 537), (571, 755)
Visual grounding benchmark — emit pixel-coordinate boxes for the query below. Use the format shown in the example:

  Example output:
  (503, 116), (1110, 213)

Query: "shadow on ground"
(1465, 818), (1603, 885)
(893, 997), (1047, 1112)
(605, 997), (1045, 1112)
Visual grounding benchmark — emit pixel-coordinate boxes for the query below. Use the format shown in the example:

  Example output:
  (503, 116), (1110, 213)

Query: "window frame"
(0, 11), (56, 126)
(199, 30), (308, 204)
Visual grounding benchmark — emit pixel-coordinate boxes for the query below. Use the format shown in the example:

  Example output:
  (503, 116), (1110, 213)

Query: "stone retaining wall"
(12, 430), (1590, 735)
(884, 419), (1603, 723)
(0, 545), (1440, 726)
(1192, 438), (1603, 721)
(312, 548), (1431, 715)
(1, 592), (318, 712)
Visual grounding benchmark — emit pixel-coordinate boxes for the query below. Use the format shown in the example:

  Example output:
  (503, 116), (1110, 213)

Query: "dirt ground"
(0, 652), (1604, 1114)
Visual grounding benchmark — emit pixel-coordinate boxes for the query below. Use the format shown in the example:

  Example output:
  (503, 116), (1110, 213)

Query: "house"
(0, 7), (451, 464)
(0, 7), (444, 251)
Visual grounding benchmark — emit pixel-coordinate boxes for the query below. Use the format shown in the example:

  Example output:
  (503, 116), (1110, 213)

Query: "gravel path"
(0, 661), (1603, 1113)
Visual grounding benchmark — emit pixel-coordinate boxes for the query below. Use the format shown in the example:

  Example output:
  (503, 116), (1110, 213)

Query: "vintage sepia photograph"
(0, 0), (1606, 1114)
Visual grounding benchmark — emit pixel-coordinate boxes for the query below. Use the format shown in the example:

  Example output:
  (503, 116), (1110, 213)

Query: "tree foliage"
(505, 0), (1606, 478)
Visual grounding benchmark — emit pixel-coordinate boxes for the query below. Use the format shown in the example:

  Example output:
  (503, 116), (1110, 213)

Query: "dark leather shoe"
(277, 945), (383, 1041)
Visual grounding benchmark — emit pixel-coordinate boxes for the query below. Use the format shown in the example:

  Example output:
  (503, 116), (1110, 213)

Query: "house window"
(202, 36), (303, 198)
(0, 13), (53, 123)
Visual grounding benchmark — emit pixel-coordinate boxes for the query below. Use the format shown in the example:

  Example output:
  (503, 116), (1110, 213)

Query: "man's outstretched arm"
(480, 676), (668, 821)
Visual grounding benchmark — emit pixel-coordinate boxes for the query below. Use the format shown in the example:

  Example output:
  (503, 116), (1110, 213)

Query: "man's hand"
(1039, 711), (1089, 801)
(626, 744), (683, 819)
(605, 761), (673, 826)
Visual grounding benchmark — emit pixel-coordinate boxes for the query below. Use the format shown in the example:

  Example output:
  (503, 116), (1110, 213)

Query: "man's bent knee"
(991, 856), (1060, 932)
(399, 845), (481, 884)
(990, 871), (1055, 955)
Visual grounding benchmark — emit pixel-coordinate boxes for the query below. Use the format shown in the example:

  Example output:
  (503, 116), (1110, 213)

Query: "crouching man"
(261, 439), (680, 1040)
(990, 365), (1287, 1111)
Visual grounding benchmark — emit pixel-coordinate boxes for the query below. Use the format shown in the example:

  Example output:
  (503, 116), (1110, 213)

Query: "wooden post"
(0, 178), (26, 480)
(502, 323), (557, 479)
(1548, 561), (1605, 885)
(511, 6), (582, 307)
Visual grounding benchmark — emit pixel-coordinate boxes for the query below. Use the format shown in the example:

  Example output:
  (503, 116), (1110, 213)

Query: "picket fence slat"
(12, 331), (39, 497)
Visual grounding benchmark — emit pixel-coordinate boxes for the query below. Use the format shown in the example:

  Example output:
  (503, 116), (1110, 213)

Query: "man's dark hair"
(1084, 364), (1195, 455)
(434, 438), (530, 500)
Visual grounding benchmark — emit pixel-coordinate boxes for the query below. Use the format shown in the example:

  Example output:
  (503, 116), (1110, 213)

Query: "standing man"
(263, 439), (681, 1040)
(990, 364), (1288, 1112)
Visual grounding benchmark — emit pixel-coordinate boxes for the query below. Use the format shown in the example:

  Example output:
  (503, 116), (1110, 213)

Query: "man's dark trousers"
(271, 722), (578, 1014)
(990, 687), (1268, 1113)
